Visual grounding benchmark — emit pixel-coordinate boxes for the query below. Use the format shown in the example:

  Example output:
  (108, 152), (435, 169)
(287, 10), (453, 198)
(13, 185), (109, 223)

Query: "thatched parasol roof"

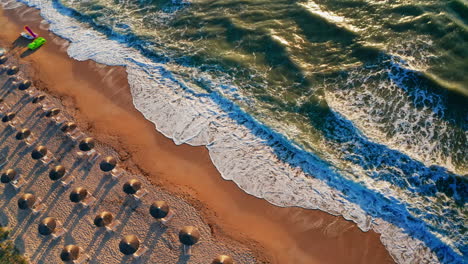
(7, 66), (18, 75)
(79, 137), (95, 151)
(122, 179), (142, 195)
(60, 245), (80, 261)
(99, 156), (117, 172)
(31, 146), (47, 160)
(49, 165), (66, 181)
(212, 255), (234, 264)
(18, 80), (31, 90)
(93, 211), (114, 227)
(149, 201), (170, 219)
(1, 169), (17, 183)
(45, 108), (61, 117)
(16, 128), (31, 140)
(119, 235), (140, 255)
(38, 217), (57, 236)
(32, 94), (46, 104)
(179, 226), (201, 246)
(18, 193), (36, 210)
(61, 122), (77, 133)
(2, 112), (16, 122)
(69, 187), (88, 203)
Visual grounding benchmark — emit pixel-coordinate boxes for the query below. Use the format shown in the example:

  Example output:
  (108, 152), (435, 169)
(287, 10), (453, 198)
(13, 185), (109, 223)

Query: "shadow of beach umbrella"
(123, 179), (141, 195)
(0, 56), (6, 64)
(119, 235), (140, 255)
(31, 146), (47, 160)
(49, 165), (66, 181)
(7, 66), (19, 75)
(100, 156), (117, 172)
(16, 128), (31, 140)
(79, 137), (95, 151)
(18, 193), (36, 210)
(94, 211), (114, 227)
(150, 201), (170, 219)
(69, 187), (88, 203)
(2, 112), (16, 122)
(18, 80), (32, 90)
(61, 122), (77, 133)
(45, 108), (60, 117)
(212, 255), (234, 264)
(38, 217), (57, 236)
(60, 245), (80, 262)
(1, 169), (17, 183)
(32, 94), (46, 104)
(179, 226), (200, 246)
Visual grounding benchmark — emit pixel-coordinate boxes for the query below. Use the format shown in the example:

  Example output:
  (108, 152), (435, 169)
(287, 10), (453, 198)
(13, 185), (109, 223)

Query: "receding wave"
(3, 0), (467, 263)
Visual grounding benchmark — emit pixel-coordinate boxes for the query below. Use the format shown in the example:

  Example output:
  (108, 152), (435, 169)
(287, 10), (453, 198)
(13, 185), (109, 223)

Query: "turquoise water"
(5, 0), (467, 262)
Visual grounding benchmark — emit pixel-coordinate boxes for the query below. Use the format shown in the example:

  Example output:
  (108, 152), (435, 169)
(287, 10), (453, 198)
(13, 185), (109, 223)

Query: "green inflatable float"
(28, 37), (46, 50)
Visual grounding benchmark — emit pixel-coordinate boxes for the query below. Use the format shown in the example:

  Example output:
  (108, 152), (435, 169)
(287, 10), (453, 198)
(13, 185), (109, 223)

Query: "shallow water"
(2, 0), (467, 263)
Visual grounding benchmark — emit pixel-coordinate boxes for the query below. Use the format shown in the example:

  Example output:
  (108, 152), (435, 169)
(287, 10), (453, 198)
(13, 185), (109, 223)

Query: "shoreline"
(0, 4), (394, 264)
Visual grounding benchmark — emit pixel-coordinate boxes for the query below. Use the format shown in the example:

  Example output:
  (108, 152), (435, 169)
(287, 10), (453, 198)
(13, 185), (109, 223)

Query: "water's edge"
(3, 0), (462, 263)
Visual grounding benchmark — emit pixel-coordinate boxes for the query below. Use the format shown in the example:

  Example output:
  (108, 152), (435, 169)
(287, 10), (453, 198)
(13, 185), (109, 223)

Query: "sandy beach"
(0, 3), (394, 264)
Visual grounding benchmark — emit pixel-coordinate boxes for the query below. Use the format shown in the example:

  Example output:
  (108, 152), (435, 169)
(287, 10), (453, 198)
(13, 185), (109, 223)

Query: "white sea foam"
(1, 0), (454, 263)
(298, 1), (362, 33)
(325, 51), (466, 175)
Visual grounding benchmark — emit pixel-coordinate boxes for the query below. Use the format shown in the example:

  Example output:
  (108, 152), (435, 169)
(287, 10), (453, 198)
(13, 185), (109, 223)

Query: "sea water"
(1, 0), (466, 263)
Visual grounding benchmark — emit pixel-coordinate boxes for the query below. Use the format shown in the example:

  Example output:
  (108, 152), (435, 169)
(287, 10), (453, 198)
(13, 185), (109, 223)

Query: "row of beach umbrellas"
(0, 60), (236, 263)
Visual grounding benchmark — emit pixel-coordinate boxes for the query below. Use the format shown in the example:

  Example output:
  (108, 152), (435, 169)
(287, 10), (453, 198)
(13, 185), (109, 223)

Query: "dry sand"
(0, 66), (258, 264)
(0, 60), (257, 264)
(0, 3), (394, 264)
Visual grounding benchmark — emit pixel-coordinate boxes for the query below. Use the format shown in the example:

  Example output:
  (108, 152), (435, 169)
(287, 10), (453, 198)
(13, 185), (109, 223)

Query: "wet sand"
(0, 4), (394, 264)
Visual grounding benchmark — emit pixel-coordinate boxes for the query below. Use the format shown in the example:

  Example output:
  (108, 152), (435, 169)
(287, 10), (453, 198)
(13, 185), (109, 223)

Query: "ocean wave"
(325, 51), (467, 174)
(2, 0), (466, 263)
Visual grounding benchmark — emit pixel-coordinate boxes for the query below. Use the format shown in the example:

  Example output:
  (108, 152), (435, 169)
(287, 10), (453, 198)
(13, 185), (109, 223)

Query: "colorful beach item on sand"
(28, 37), (46, 50)
(20, 26), (37, 40)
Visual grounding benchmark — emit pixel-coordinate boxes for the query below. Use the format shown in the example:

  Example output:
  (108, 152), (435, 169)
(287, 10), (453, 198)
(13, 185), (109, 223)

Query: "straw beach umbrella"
(7, 66), (19, 75)
(212, 255), (234, 264)
(179, 226), (200, 246)
(18, 80), (32, 90)
(32, 94), (46, 104)
(49, 165), (66, 181)
(15, 128), (31, 140)
(18, 193), (36, 210)
(100, 156), (117, 172)
(38, 217), (57, 236)
(2, 112), (16, 122)
(69, 187), (88, 203)
(79, 137), (95, 151)
(31, 146), (47, 160)
(61, 122), (77, 133)
(123, 179), (141, 195)
(149, 201), (170, 220)
(93, 211), (114, 228)
(60, 245), (80, 262)
(45, 108), (61, 117)
(119, 235), (140, 255)
(1, 169), (17, 183)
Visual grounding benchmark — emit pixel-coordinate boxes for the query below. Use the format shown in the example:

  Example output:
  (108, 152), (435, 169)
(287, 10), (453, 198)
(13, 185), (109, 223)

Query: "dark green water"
(61, 0), (467, 173)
